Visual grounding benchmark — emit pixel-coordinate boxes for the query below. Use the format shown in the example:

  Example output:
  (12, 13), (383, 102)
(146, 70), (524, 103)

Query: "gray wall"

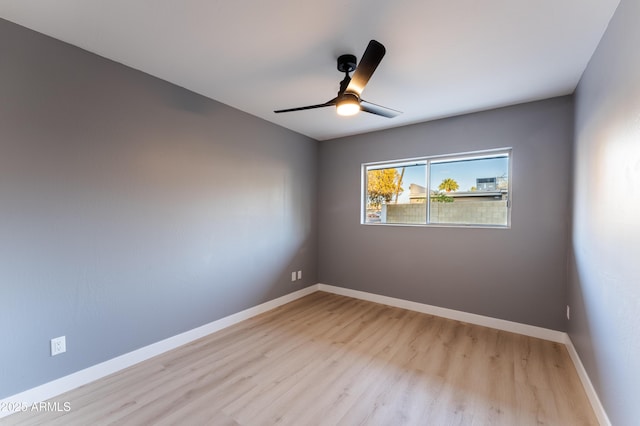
(569, 0), (640, 424)
(319, 97), (573, 330)
(0, 19), (317, 398)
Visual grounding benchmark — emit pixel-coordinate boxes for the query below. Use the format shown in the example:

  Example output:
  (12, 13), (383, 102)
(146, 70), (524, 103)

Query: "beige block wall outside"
(383, 201), (507, 225)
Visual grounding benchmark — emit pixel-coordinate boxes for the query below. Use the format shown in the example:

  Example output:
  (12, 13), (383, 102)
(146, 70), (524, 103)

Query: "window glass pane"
(429, 155), (509, 225)
(365, 164), (426, 224)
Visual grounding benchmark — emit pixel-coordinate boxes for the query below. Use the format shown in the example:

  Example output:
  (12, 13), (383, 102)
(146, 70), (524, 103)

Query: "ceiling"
(0, 1), (620, 141)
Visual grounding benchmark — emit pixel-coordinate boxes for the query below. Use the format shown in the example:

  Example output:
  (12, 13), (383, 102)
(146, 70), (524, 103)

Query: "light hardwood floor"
(6, 291), (597, 425)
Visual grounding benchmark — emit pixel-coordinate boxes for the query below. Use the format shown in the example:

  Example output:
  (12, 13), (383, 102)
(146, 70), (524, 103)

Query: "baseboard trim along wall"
(317, 284), (566, 342)
(0, 285), (317, 419)
(316, 283), (611, 426)
(564, 338), (612, 426)
(1, 283), (610, 424)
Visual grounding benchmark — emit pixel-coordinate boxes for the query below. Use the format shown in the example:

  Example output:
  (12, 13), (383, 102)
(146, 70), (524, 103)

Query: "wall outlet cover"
(51, 336), (66, 356)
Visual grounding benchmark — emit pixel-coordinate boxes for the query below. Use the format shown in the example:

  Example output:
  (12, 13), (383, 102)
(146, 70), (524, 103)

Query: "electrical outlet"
(51, 336), (66, 356)
(291, 271), (297, 282)
(566, 305), (571, 320)
(297, 270), (302, 280)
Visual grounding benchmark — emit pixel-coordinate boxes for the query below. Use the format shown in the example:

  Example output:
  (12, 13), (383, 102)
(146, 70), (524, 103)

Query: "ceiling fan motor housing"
(337, 54), (357, 73)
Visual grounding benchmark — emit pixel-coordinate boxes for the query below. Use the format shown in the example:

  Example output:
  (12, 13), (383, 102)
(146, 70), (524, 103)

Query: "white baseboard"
(316, 283), (610, 425)
(0, 285), (317, 419)
(316, 284), (567, 343)
(2, 283), (610, 425)
(564, 338), (611, 426)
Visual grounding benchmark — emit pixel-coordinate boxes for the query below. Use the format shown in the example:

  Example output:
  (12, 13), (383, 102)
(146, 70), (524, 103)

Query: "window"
(362, 149), (511, 227)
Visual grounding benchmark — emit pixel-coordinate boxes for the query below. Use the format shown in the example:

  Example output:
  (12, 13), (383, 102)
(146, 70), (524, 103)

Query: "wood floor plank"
(5, 292), (598, 425)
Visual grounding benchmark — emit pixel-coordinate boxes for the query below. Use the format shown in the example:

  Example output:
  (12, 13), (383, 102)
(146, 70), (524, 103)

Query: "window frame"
(361, 148), (512, 228)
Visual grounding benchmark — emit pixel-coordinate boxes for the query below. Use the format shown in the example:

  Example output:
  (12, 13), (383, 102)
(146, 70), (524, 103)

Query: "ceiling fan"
(274, 40), (401, 118)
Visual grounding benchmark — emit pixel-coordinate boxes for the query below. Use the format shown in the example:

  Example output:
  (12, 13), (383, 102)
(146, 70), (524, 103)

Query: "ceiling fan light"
(336, 93), (360, 116)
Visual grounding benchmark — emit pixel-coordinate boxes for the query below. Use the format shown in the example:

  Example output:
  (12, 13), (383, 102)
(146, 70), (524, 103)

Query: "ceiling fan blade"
(274, 98), (336, 113)
(360, 99), (402, 118)
(346, 40), (386, 97)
